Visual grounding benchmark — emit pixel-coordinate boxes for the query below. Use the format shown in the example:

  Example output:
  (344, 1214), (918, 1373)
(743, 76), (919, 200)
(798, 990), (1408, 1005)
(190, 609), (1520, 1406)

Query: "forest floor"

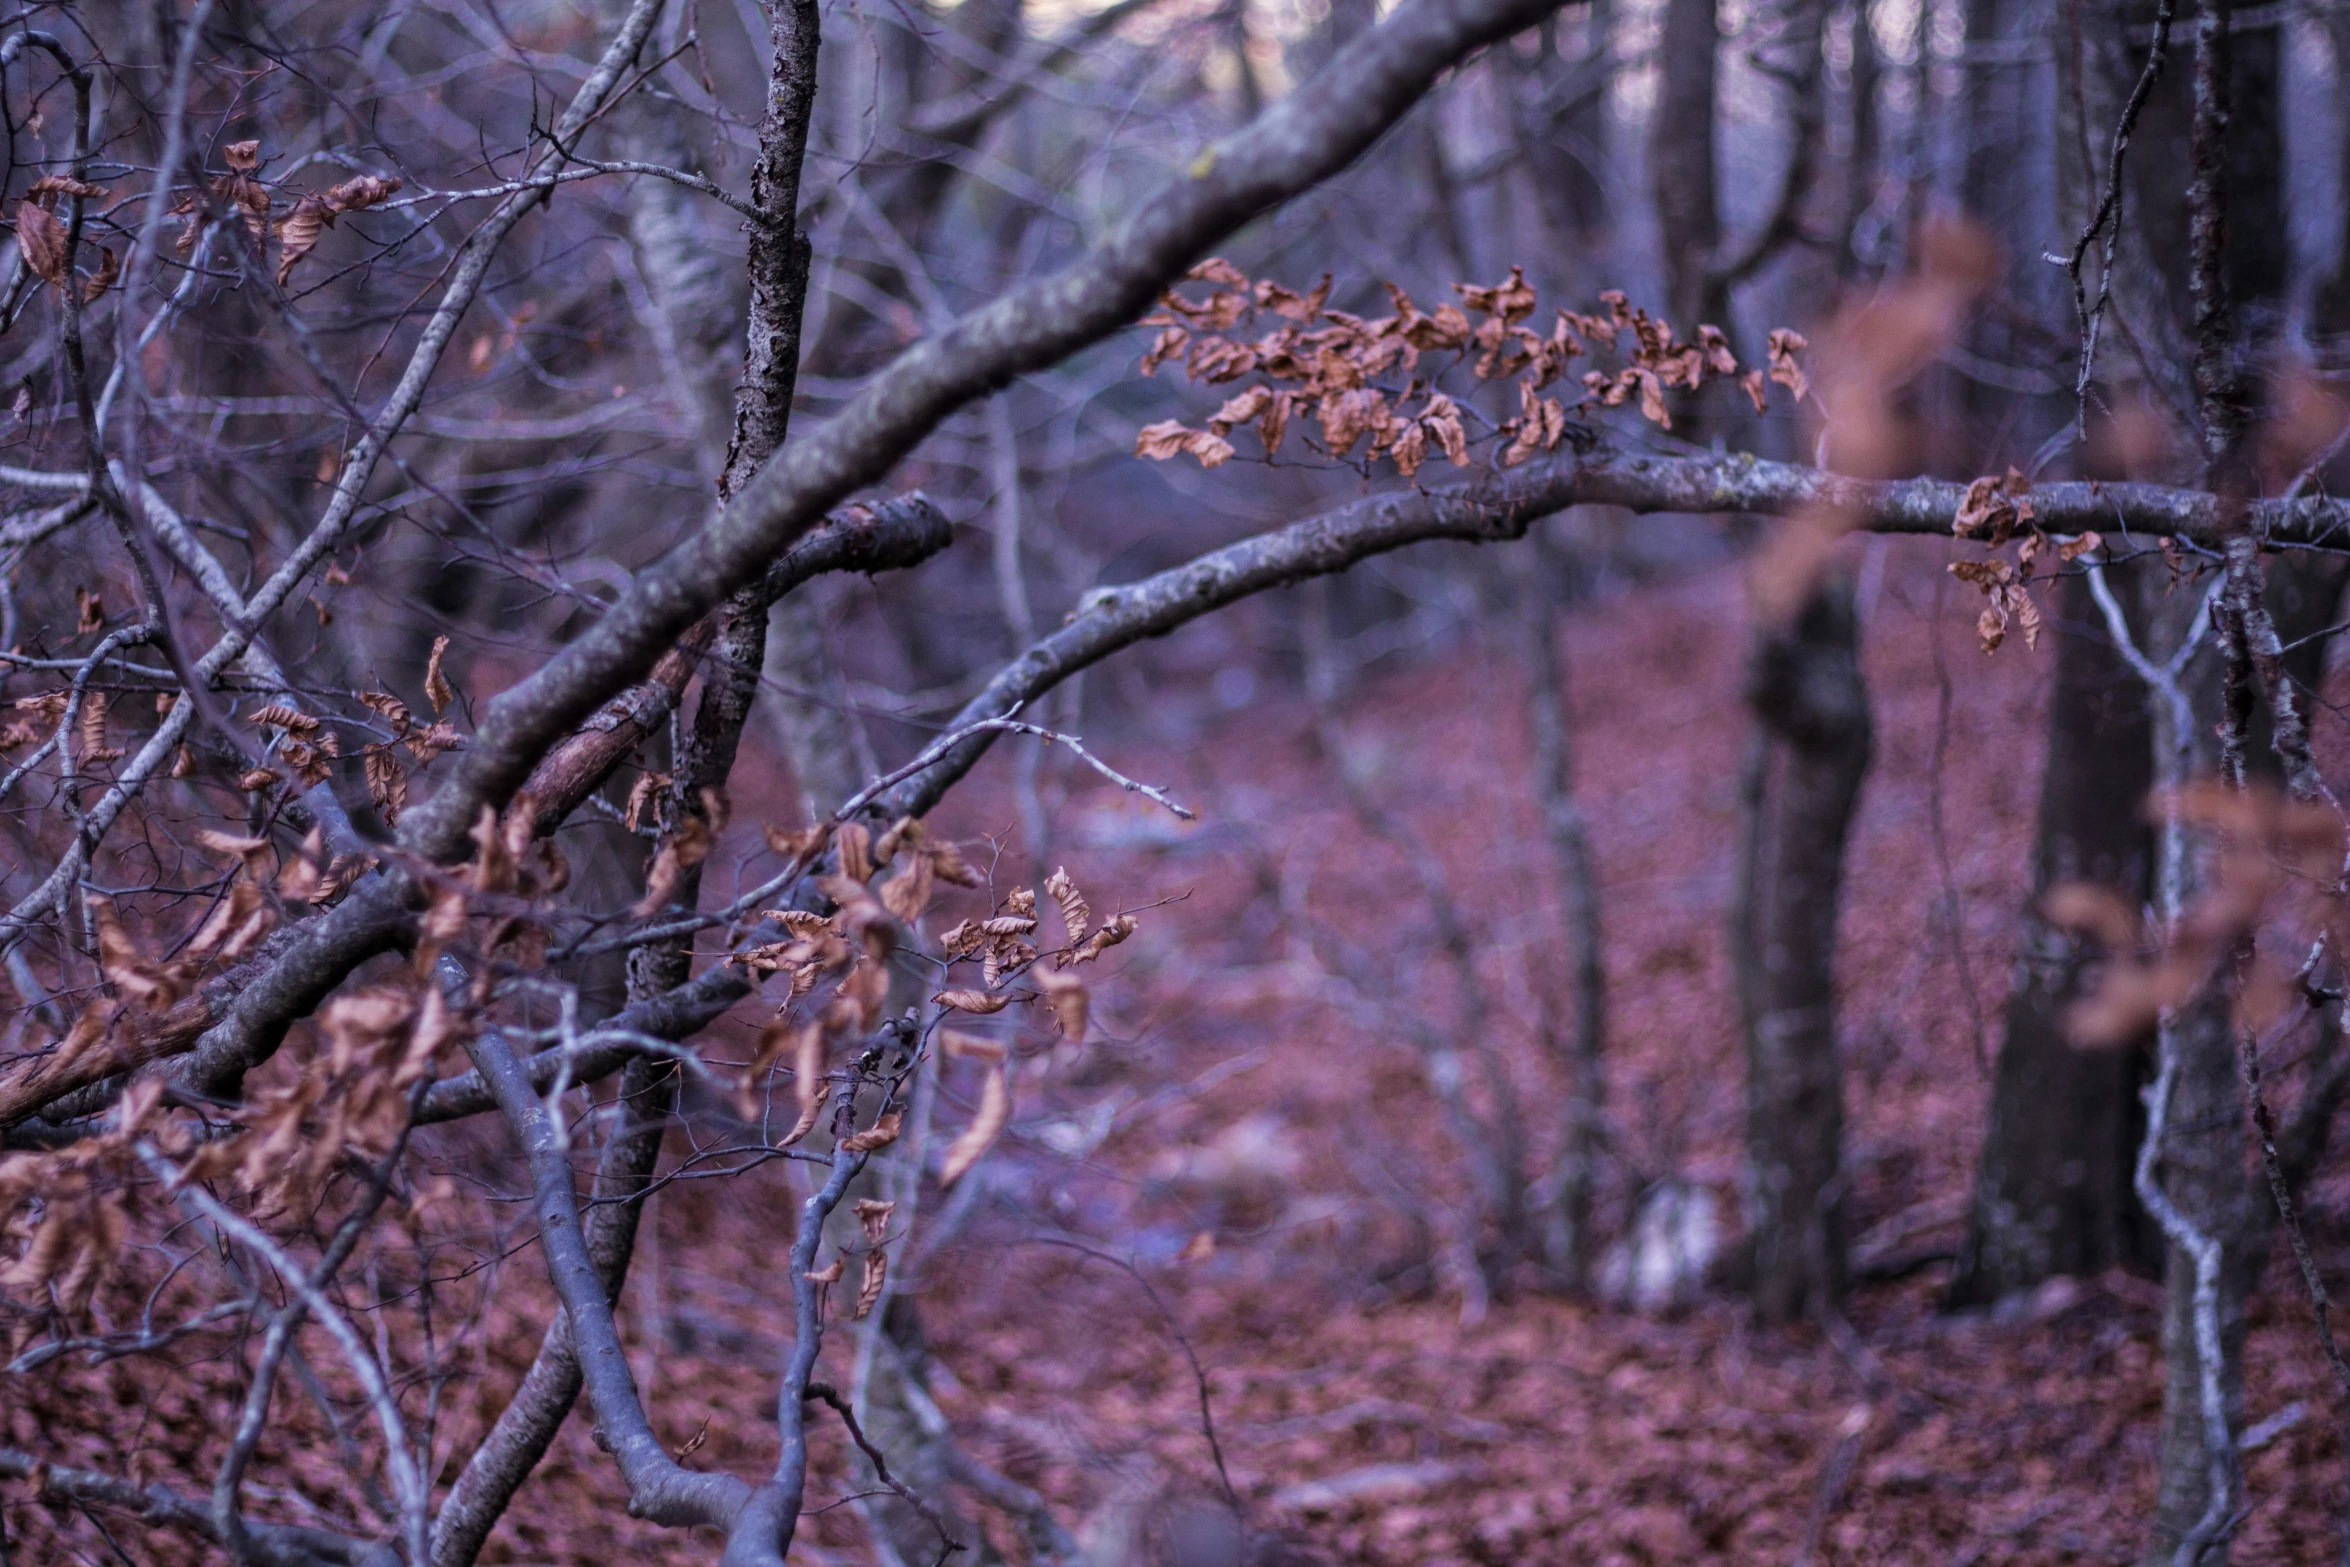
(14, 538), (2350, 1565)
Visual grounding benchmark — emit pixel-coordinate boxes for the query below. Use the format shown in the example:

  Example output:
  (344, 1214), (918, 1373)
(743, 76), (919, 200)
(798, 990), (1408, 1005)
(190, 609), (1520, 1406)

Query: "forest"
(2, 0), (2349, 1562)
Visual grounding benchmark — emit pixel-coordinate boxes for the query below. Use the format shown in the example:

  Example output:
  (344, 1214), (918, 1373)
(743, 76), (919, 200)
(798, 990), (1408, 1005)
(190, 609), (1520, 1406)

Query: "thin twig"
(802, 1383), (964, 1555)
(2057, 0), (2177, 438)
(1019, 1234), (1238, 1513)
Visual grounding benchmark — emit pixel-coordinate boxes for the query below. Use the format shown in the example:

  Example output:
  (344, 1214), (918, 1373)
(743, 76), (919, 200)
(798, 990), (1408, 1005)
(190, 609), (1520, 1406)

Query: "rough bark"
(2241, 552), (2350, 785)
(1953, 0), (2060, 451)
(1732, 575), (1871, 1323)
(2144, 993), (2263, 1566)
(2145, 9), (2280, 1555)
(1948, 568), (2160, 1308)
(1509, 5), (1612, 262)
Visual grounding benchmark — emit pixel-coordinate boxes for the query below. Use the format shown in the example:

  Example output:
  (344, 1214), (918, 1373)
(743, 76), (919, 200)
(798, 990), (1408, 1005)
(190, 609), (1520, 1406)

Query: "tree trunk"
(1525, 527), (1607, 1291)
(2143, 15), (2288, 1558)
(2135, 577), (2262, 1564)
(2321, 12), (2350, 338)
(1952, 0), (2061, 460)
(1838, 0), (1879, 280)
(2243, 553), (2350, 787)
(1947, 568), (2161, 1308)
(1510, 3), (1612, 264)
(1651, 0), (1722, 332)
(2143, 990), (2263, 1566)
(1732, 574), (1872, 1323)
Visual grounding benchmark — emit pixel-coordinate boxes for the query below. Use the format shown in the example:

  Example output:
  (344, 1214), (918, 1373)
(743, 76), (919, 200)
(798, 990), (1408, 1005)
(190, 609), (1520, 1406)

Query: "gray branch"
(0, 1448), (392, 1567)
(394, 0), (1590, 865)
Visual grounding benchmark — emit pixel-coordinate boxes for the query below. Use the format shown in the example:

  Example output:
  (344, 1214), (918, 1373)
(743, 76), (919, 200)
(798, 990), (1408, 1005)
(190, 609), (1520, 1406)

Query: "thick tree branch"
(0, 1448), (390, 1567)
(0, 502), (947, 1131)
(430, 1056), (677, 1567)
(396, 0), (1587, 865)
(125, 447), (2350, 1142)
(874, 447), (2350, 821)
(462, 1026), (780, 1561)
(520, 495), (948, 817)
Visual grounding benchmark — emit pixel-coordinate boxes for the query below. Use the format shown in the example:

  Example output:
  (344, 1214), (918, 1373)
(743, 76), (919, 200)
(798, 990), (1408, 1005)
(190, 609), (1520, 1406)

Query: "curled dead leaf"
(15, 201), (67, 288)
(1035, 968), (1088, 1039)
(423, 635), (455, 715)
(1044, 866), (1090, 946)
(940, 1064), (1010, 1186)
(841, 1111), (904, 1153)
(935, 988), (1012, 1015)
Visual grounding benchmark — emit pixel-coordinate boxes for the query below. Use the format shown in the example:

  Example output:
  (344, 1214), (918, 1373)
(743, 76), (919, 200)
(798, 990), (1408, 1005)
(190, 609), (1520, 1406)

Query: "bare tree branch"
(395, 0), (1589, 865)
(0, 1448), (390, 1567)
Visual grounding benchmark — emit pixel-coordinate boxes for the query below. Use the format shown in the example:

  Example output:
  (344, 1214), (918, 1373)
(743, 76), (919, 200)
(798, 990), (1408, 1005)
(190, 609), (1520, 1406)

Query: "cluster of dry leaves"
(13, 175), (122, 302)
(727, 836), (1139, 1192)
(0, 824), (465, 1341)
(1943, 467), (2103, 653)
(9, 137), (401, 303)
(1132, 259), (1809, 477)
(3, 631), (459, 833)
(710, 839), (1141, 1325)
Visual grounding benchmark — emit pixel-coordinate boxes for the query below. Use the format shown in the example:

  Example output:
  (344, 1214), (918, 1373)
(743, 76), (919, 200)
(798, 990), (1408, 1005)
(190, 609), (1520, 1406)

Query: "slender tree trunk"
(2243, 553), (2350, 785)
(1732, 574), (1871, 1323)
(431, 1057), (676, 1567)
(1652, 0), (1722, 332)
(2145, 10), (2281, 1557)
(1524, 528), (1606, 1291)
(1559, 0), (1613, 242)
(2322, 13), (2350, 338)
(1954, 0), (2062, 460)
(1839, 0), (1880, 280)
(2134, 576), (2260, 1564)
(1948, 569), (2160, 1308)
(1968, 0), (2311, 1343)
(2144, 992), (2263, 1565)
(1510, 3), (1612, 265)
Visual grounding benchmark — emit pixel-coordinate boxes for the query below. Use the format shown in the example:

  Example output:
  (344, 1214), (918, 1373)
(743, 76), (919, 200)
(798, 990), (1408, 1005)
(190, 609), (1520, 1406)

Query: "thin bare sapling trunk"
(1731, 571), (1871, 1324)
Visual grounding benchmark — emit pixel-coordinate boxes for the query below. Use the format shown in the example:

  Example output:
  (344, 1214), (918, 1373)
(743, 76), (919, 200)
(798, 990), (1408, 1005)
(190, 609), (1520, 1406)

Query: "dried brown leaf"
(841, 1111), (904, 1153)
(940, 1064), (1010, 1187)
(15, 201), (67, 288)
(363, 746), (408, 823)
(1457, 265), (1536, 324)
(1036, 967), (1088, 1038)
(424, 635), (455, 715)
(1043, 866), (1090, 947)
(880, 853), (935, 924)
(1766, 328), (1811, 403)
(939, 1028), (1008, 1063)
(775, 1080), (832, 1148)
(1072, 913), (1139, 964)
(935, 988), (1012, 1014)
(837, 820), (875, 883)
(79, 246), (117, 303)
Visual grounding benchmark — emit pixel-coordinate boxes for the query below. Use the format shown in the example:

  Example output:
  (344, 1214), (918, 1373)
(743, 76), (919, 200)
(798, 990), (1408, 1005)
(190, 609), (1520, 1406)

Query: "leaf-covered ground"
(12, 538), (2348, 1564)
